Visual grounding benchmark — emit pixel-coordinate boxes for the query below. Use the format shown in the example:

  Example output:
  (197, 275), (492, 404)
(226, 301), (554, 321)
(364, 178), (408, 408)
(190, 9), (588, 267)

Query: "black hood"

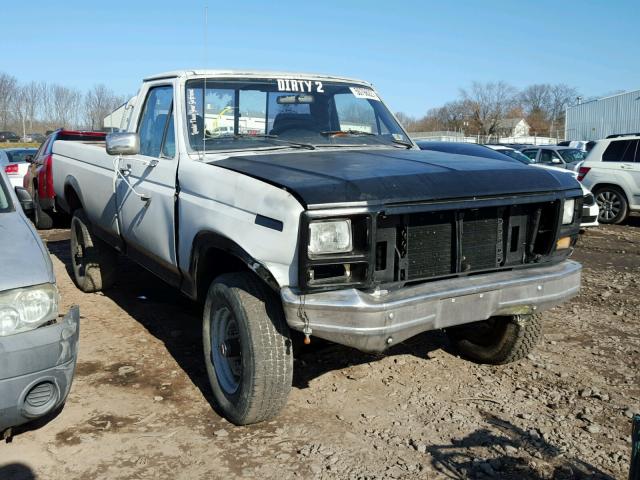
(213, 148), (580, 208)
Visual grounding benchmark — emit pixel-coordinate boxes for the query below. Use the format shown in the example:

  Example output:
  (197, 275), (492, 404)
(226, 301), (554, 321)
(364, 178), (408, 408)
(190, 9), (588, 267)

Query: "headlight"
(308, 220), (352, 256)
(0, 283), (59, 336)
(583, 193), (595, 206)
(562, 199), (576, 225)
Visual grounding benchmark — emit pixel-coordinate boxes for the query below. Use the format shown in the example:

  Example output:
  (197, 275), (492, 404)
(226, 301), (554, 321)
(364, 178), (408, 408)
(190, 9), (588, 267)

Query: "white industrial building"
(565, 88), (640, 141)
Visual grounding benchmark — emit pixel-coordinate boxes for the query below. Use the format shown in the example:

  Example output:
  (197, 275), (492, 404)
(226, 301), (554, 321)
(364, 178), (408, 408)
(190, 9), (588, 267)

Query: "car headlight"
(583, 193), (595, 206)
(308, 220), (352, 256)
(0, 283), (59, 336)
(562, 199), (576, 225)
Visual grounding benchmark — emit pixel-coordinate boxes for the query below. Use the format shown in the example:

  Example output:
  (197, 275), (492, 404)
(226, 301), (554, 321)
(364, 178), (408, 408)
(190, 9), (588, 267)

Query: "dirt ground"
(1, 219), (639, 480)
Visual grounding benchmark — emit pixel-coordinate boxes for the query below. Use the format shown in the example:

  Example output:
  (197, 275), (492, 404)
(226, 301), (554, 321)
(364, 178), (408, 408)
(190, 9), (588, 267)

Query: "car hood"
(213, 148), (580, 207)
(534, 164), (578, 178)
(0, 211), (53, 292)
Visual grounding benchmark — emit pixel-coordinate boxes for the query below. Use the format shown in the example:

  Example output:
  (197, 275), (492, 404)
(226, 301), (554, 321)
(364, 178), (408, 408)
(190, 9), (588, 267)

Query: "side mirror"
(14, 187), (34, 216)
(106, 132), (140, 156)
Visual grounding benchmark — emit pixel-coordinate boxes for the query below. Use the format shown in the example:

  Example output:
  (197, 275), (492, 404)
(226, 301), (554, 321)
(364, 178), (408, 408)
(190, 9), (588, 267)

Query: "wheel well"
(591, 183), (629, 202)
(195, 247), (250, 302)
(64, 185), (82, 213)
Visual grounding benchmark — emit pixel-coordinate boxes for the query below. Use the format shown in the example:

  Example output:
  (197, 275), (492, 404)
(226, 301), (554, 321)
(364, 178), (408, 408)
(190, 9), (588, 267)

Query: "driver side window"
(138, 86), (174, 158)
(539, 149), (555, 164)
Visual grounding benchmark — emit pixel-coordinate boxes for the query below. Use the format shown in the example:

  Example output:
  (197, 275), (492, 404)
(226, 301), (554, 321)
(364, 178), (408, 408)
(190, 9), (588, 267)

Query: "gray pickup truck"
(51, 70), (582, 425)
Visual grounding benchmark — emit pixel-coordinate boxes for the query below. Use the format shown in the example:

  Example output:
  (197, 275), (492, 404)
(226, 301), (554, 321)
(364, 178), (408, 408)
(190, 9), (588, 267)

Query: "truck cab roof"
(143, 69), (373, 87)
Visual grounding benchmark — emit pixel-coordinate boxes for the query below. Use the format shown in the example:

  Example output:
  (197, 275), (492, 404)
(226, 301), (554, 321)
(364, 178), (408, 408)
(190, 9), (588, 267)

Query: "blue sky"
(3, 0), (640, 116)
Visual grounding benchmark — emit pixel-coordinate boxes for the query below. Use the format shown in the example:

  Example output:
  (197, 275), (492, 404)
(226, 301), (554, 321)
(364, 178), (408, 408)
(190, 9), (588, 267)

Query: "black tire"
(447, 314), (542, 365)
(594, 186), (628, 224)
(33, 190), (53, 230)
(203, 272), (293, 425)
(69, 209), (117, 292)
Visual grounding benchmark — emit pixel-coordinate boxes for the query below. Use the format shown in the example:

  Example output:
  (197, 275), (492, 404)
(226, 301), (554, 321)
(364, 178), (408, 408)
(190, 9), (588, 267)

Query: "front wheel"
(447, 314), (542, 365)
(203, 272), (293, 425)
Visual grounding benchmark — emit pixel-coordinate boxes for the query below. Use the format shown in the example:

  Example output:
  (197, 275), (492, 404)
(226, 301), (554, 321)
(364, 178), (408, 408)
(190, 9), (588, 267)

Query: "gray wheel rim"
(210, 306), (242, 395)
(596, 190), (621, 221)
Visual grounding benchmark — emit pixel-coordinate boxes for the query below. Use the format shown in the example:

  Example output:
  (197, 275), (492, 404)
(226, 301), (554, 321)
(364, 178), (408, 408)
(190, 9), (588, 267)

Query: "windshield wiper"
(391, 138), (414, 149)
(321, 130), (413, 149)
(233, 133), (315, 150)
(320, 130), (376, 137)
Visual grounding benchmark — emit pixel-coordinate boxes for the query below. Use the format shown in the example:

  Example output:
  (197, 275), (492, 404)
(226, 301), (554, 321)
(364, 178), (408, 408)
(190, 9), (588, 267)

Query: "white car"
(578, 134), (640, 224)
(0, 148), (37, 189)
(487, 145), (598, 228)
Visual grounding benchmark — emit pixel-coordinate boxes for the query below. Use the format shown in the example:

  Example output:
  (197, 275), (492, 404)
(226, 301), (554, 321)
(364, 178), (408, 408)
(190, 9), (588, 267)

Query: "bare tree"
(520, 84), (552, 115)
(21, 81), (45, 131)
(460, 81), (517, 136)
(84, 84), (125, 130)
(0, 73), (18, 129)
(548, 84), (579, 122)
(395, 112), (417, 131)
(11, 87), (30, 139)
(47, 84), (82, 129)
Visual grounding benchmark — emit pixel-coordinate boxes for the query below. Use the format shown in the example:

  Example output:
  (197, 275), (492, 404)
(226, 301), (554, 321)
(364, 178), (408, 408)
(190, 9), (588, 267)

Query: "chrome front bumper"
(281, 260), (581, 352)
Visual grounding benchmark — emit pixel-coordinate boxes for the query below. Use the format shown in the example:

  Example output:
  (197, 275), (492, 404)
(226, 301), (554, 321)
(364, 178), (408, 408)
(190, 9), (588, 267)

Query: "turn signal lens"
(556, 236), (571, 250)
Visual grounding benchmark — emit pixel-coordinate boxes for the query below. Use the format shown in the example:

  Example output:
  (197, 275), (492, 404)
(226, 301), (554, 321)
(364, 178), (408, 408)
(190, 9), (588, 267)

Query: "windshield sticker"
(187, 89), (199, 136)
(276, 79), (324, 93)
(349, 87), (379, 101)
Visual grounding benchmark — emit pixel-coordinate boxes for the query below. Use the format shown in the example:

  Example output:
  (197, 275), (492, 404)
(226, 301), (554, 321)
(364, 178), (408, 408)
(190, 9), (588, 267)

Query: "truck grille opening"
(375, 202), (558, 284)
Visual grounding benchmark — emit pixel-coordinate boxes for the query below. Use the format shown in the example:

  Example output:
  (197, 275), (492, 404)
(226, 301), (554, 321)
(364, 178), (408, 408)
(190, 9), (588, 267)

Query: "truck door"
(116, 84), (180, 285)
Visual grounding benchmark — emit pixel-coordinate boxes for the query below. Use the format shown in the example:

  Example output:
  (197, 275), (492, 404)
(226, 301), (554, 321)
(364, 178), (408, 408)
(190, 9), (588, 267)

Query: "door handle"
(621, 164), (634, 170)
(139, 158), (159, 168)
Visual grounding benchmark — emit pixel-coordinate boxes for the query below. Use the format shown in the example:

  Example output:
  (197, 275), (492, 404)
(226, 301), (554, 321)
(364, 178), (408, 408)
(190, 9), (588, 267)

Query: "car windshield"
(0, 174), (12, 212)
(184, 78), (410, 152)
(558, 149), (586, 162)
(499, 149), (533, 164)
(5, 149), (35, 163)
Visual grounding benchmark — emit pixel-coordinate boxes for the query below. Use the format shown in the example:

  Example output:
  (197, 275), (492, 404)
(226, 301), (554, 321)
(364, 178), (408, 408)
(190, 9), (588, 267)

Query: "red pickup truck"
(24, 129), (106, 228)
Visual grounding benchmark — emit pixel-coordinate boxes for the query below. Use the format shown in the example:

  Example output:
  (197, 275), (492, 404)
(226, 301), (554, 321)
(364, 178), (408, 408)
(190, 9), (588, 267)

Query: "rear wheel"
(447, 314), (542, 365)
(69, 209), (117, 292)
(594, 186), (628, 224)
(203, 272), (293, 425)
(33, 190), (53, 230)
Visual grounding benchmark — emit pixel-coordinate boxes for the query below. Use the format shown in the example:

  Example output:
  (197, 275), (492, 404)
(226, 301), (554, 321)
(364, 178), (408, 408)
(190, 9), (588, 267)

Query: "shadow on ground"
(0, 463), (36, 480)
(428, 412), (616, 479)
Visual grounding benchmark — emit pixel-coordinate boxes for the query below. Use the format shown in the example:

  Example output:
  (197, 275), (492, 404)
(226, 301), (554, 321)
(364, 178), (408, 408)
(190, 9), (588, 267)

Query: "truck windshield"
(185, 78), (410, 151)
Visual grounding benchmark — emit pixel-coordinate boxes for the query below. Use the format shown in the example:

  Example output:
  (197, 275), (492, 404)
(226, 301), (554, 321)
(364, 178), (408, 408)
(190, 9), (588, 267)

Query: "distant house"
(495, 118), (530, 137)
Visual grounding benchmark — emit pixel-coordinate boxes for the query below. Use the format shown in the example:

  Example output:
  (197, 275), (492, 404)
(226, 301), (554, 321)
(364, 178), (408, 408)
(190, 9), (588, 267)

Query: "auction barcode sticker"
(349, 87), (379, 101)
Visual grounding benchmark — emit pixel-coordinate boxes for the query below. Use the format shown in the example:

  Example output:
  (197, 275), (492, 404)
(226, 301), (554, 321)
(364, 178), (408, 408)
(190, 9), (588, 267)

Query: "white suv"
(578, 134), (640, 224)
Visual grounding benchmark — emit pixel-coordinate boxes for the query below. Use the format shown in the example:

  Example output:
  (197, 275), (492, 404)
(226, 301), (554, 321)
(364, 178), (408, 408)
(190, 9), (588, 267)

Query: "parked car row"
(0, 131), (48, 143)
(0, 131), (21, 142)
(418, 133), (640, 226)
(0, 148), (37, 188)
(415, 141), (599, 229)
(578, 133), (640, 224)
